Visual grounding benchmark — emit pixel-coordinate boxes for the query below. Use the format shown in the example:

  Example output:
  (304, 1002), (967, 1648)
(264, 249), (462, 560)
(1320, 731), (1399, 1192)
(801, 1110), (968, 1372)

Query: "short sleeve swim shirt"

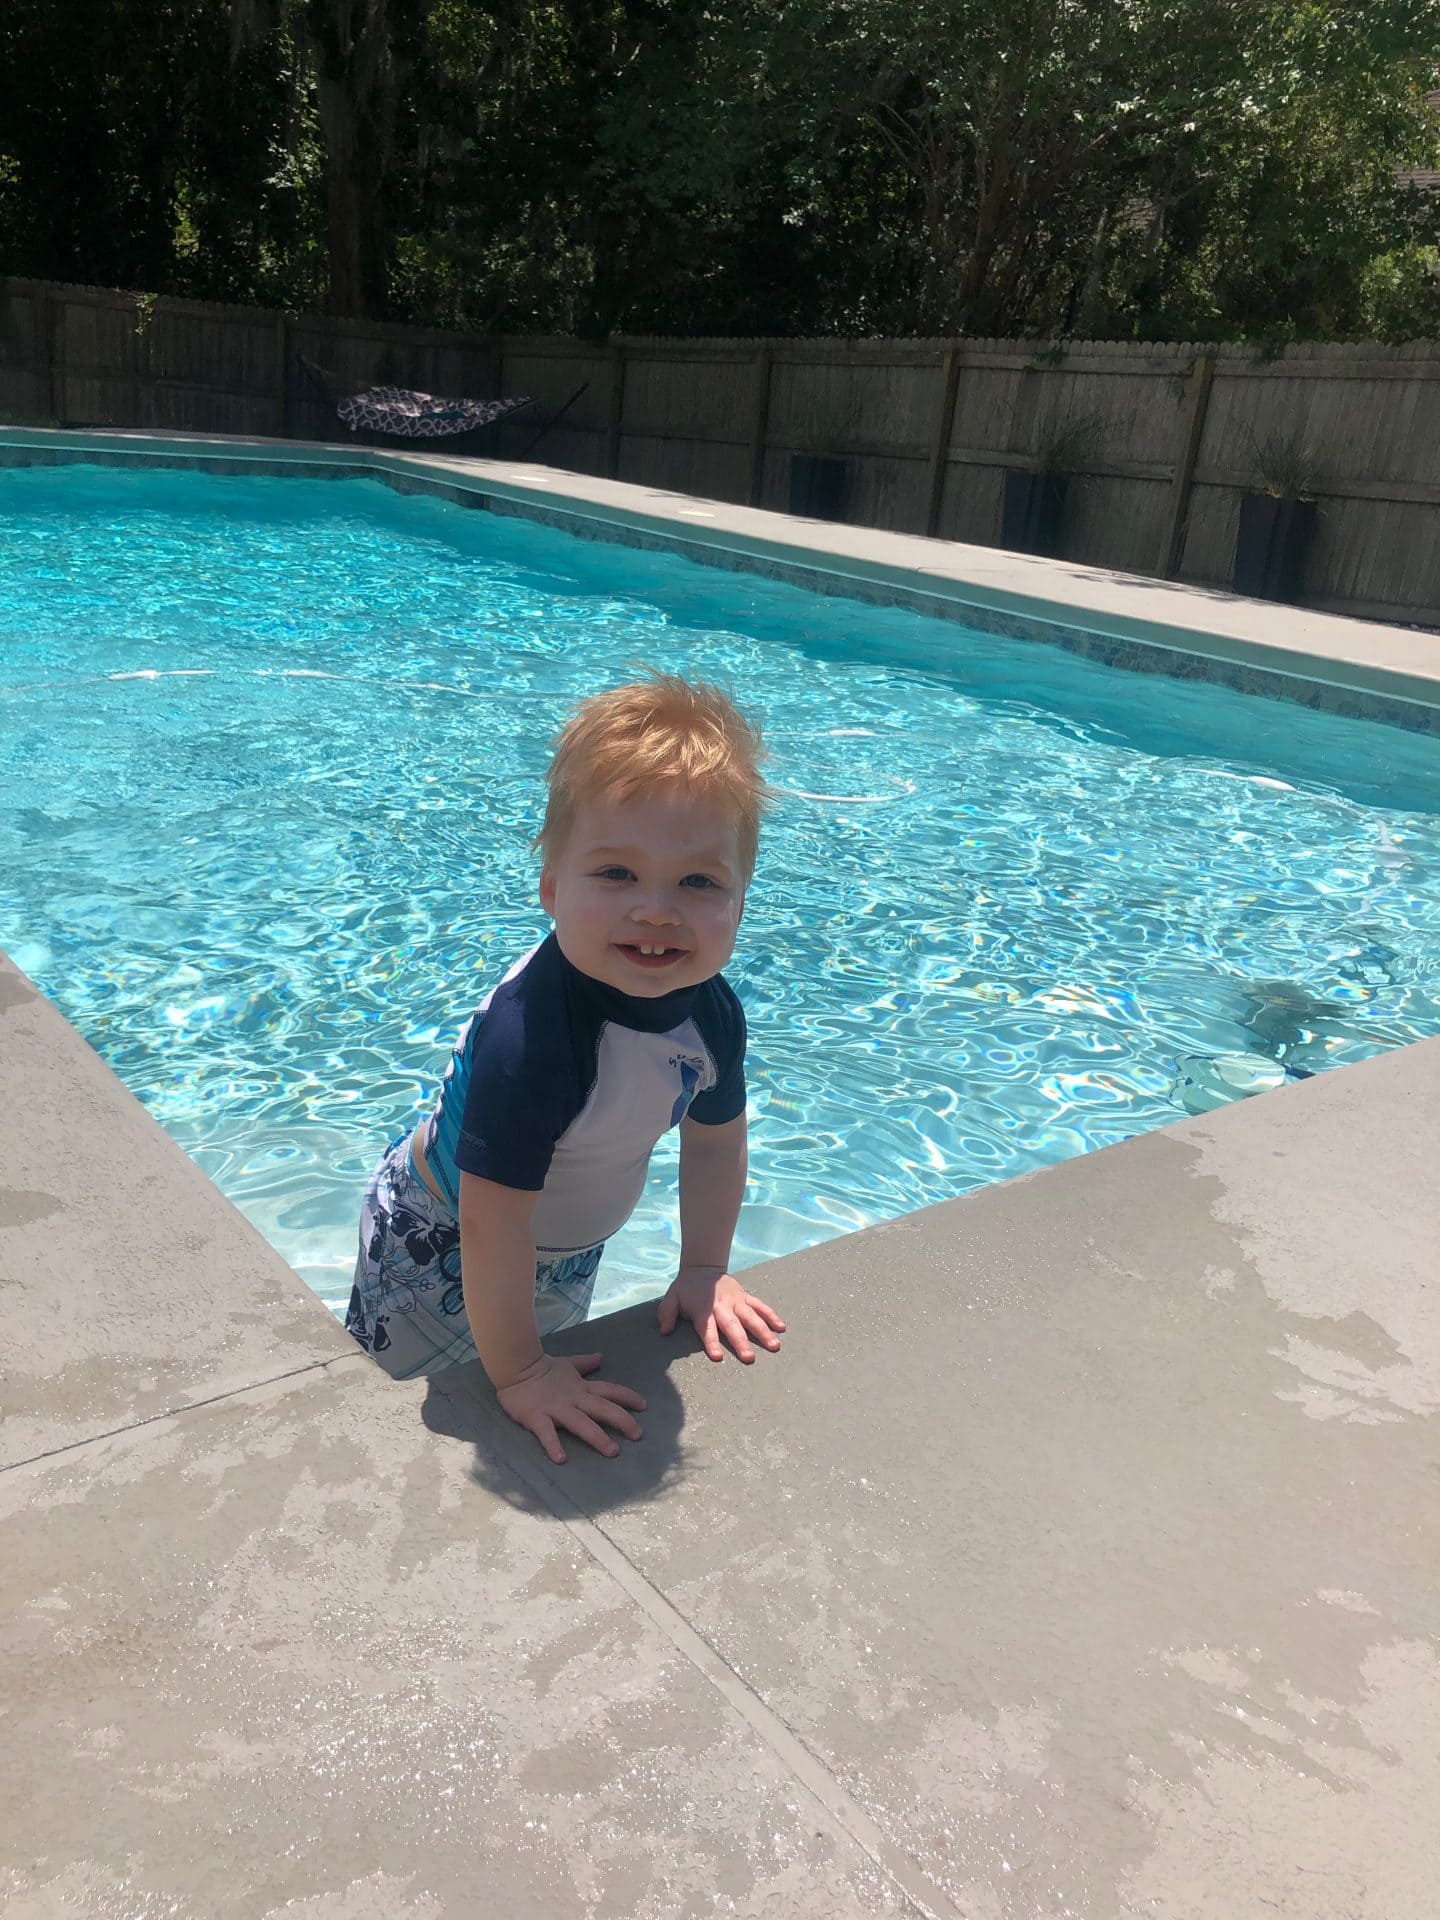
(420, 933), (747, 1256)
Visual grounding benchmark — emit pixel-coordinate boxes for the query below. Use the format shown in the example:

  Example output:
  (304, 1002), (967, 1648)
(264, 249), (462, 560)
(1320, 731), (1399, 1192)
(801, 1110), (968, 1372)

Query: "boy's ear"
(539, 867), (556, 916)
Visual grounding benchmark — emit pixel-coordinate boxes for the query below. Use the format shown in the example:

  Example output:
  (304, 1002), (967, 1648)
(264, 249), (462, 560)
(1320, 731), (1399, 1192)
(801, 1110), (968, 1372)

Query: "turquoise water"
(3, 463), (1439, 1318)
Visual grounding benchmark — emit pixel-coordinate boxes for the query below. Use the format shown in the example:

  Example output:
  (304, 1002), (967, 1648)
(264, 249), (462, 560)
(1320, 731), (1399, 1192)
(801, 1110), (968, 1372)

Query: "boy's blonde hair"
(536, 672), (768, 882)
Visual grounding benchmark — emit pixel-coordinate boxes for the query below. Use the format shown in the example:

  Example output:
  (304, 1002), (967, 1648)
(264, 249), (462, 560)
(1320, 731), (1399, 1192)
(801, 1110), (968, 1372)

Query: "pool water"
(3, 464), (1439, 1318)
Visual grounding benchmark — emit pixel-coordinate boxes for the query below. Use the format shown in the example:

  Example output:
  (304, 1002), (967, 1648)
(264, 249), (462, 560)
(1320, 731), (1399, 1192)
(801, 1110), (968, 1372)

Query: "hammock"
(335, 384), (535, 439)
(293, 356), (587, 458)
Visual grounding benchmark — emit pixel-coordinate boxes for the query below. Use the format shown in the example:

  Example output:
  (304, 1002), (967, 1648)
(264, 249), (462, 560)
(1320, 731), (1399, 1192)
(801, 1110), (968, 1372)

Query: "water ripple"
(2, 464), (1438, 1318)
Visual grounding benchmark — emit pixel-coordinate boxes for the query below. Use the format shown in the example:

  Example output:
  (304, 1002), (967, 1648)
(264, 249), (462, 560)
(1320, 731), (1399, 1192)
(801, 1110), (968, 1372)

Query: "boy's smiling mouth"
(615, 941), (688, 969)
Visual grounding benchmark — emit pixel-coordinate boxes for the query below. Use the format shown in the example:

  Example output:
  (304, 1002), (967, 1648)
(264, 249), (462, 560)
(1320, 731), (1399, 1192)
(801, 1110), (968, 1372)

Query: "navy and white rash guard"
(420, 934), (747, 1256)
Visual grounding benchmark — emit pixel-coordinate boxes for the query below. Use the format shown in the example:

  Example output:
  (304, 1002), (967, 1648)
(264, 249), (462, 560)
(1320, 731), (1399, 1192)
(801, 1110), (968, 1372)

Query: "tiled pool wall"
(475, 495), (1440, 733)
(3, 435), (1438, 735)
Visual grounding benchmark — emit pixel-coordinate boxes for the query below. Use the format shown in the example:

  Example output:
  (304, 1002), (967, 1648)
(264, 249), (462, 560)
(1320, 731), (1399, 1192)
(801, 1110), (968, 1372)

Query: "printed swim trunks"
(345, 1132), (603, 1381)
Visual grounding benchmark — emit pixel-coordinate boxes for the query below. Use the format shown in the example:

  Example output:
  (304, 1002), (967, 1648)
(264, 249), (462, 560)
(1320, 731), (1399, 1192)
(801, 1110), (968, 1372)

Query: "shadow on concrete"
(419, 1296), (718, 1516)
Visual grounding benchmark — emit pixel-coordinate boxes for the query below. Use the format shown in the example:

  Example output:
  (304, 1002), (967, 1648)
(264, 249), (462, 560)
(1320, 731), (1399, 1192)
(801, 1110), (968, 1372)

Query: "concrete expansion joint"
(481, 1416), (960, 1920)
(0, 1349), (368, 1475)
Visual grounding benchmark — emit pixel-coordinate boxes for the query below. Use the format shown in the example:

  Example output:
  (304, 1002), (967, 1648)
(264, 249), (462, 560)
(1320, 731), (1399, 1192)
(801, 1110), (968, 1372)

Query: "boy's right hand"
(495, 1353), (646, 1465)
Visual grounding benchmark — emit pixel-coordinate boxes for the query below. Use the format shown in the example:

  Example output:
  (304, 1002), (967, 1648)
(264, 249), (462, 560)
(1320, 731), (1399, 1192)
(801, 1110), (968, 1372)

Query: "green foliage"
(1, 0), (1436, 338)
(1248, 426), (1319, 501)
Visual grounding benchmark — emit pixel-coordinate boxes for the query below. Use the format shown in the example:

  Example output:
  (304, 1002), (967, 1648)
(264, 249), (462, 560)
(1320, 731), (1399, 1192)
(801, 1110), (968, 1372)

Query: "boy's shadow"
(420, 1297), (702, 1516)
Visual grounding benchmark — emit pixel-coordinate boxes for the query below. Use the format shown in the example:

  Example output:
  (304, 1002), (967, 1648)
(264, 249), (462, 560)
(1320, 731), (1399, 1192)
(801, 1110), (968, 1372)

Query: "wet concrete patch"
(0, 1363), (919, 1919)
(1, 1188), (62, 1229)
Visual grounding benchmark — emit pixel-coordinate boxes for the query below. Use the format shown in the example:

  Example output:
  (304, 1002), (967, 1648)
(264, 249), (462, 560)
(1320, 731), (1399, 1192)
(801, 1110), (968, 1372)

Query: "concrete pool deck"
(4, 949), (1439, 1919)
(3, 429), (1439, 1915)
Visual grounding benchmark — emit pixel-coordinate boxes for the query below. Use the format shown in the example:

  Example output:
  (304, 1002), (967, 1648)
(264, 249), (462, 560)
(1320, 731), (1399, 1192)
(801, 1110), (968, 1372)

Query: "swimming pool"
(3, 461), (1439, 1318)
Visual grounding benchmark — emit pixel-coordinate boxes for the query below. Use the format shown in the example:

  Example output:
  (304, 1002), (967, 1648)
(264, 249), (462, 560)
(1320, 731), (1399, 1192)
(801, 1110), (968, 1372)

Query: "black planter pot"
(1232, 493), (1317, 602)
(789, 453), (847, 521)
(1001, 469), (1069, 557)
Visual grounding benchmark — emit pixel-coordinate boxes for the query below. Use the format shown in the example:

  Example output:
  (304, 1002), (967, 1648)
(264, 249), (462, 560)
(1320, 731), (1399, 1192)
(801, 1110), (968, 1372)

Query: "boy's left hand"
(658, 1264), (786, 1363)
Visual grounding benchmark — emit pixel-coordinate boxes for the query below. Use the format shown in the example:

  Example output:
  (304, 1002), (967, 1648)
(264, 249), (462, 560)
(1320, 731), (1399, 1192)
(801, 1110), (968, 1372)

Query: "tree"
(598, 0), (1440, 339)
(3, 0), (1436, 338)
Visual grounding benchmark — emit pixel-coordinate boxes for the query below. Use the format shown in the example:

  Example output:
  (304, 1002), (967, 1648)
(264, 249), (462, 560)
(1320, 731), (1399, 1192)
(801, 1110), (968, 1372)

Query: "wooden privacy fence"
(2, 276), (1438, 627)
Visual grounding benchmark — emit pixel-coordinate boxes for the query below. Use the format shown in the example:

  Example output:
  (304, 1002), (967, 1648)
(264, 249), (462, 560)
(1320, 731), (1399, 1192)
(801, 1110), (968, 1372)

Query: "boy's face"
(540, 783), (745, 996)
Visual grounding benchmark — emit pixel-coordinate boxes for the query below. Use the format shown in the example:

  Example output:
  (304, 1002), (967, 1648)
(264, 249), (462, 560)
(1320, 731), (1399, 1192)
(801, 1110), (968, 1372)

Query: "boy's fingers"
(586, 1397), (642, 1442)
(591, 1382), (647, 1411)
(738, 1303), (782, 1349)
(657, 1290), (679, 1334)
(716, 1310), (753, 1362)
(535, 1417), (565, 1466)
(569, 1352), (605, 1375)
(701, 1315), (726, 1362)
(561, 1410), (620, 1458)
(746, 1296), (787, 1332)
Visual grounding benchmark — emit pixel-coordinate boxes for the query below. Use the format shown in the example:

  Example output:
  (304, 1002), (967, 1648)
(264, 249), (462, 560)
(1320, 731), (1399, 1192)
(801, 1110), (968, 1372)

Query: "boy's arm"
(662, 1114), (785, 1362)
(677, 1110), (749, 1274)
(458, 1171), (547, 1386)
(460, 1172), (645, 1463)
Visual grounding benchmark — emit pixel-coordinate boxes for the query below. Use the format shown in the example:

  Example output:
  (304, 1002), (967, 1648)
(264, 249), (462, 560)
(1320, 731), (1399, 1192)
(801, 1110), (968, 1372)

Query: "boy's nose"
(630, 895), (680, 924)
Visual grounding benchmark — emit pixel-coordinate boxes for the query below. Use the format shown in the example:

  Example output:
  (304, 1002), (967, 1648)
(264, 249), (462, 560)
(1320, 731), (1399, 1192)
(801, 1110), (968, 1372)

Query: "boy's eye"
(681, 873), (719, 890)
(595, 866), (634, 882)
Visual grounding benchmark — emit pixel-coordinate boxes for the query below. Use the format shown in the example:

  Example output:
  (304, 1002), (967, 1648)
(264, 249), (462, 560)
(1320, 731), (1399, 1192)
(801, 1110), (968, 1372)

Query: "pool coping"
(4, 949), (1439, 1915)
(3, 422), (1439, 730)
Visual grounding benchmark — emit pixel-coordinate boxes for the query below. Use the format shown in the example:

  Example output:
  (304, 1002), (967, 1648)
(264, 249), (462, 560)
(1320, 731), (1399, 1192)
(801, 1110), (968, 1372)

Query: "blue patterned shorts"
(345, 1132), (603, 1381)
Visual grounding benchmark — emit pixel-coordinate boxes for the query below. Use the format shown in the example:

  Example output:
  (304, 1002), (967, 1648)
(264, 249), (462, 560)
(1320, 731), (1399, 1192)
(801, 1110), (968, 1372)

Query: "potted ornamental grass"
(1231, 430), (1320, 602)
(1001, 409), (1102, 558)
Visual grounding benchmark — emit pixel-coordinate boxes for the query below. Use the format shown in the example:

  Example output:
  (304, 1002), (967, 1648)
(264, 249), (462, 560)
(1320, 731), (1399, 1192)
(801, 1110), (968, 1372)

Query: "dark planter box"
(1001, 469), (1069, 557)
(1232, 494), (1317, 602)
(789, 453), (847, 521)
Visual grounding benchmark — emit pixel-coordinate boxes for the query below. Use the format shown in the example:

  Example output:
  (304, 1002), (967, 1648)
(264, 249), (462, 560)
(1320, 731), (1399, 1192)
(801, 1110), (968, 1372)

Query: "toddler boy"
(346, 673), (784, 1462)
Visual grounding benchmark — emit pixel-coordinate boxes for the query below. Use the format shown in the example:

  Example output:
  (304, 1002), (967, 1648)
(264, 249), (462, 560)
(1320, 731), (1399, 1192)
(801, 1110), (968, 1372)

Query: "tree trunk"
(958, 141), (1015, 329)
(316, 74), (389, 317)
(305, 0), (394, 319)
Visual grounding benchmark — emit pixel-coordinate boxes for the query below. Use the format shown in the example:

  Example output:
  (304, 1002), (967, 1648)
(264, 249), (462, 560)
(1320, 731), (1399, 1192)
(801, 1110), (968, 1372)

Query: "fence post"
(274, 313), (288, 437)
(1157, 352), (1216, 578)
(39, 287), (58, 422)
(924, 346), (962, 536)
(747, 345), (773, 507)
(604, 341), (626, 478)
(996, 354), (1048, 541)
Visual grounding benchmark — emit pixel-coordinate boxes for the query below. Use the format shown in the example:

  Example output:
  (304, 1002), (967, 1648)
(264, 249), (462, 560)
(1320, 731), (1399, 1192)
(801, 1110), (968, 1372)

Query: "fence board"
(0, 285), (45, 421)
(936, 462), (1007, 547)
(951, 361), (1025, 460)
(767, 357), (941, 457)
(622, 350), (756, 439)
(1182, 484), (1242, 588)
(1065, 475), (1166, 576)
(621, 433), (750, 504)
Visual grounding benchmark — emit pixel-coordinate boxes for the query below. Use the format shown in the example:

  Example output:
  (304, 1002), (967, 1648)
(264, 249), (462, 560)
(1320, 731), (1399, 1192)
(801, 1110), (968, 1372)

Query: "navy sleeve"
(453, 945), (598, 1189)
(686, 975), (748, 1125)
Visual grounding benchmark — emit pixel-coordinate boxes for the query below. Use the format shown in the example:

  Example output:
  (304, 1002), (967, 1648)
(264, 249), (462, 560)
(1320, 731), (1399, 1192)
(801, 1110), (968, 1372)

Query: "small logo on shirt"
(669, 1053), (705, 1126)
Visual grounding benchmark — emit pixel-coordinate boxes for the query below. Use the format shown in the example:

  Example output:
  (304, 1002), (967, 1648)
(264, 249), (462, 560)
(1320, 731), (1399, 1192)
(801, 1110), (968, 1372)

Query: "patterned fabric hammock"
(336, 385), (534, 439)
